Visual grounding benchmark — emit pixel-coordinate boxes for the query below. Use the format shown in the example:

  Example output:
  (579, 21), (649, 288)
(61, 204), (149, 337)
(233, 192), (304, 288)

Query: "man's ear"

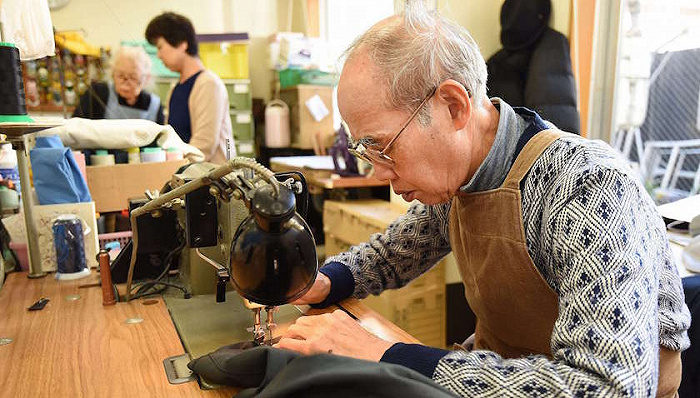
(436, 80), (471, 131)
(178, 41), (188, 53)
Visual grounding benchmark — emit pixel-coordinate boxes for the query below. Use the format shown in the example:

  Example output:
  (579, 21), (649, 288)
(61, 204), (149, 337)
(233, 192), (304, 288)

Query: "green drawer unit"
(153, 78), (176, 105)
(223, 79), (252, 111)
(230, 110), (254, 141)
(235, 140), (256, 158)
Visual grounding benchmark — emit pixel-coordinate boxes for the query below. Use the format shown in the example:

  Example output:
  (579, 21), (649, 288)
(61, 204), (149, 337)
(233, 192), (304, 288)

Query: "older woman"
(72, 46), (164, 123)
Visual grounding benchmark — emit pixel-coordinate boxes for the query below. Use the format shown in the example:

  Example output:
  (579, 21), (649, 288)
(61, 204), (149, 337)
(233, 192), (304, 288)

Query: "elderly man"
(275, 3), (691, 398)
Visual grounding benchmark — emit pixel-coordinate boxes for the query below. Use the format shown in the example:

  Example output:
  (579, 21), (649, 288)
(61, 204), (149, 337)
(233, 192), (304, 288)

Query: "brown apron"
(448, 129), (681, 397)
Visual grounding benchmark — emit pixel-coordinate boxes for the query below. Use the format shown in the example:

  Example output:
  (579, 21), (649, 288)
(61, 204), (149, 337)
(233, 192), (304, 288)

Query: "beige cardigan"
(167, 70), (234, 164)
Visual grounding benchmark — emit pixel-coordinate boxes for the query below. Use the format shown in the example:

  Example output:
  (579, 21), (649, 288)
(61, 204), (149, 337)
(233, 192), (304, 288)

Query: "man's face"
(338, 52), (470, 205)
(154, 37), (186, 73)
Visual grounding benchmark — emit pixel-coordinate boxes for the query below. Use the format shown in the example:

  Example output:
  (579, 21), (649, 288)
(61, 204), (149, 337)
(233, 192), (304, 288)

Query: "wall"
(50, 0), (282, 100)
(441, 0), (572, 60)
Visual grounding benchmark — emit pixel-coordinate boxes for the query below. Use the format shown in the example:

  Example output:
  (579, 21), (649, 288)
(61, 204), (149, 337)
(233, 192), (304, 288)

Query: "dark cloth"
(188, 345), (458, 398)
(72, 82), (165, 124)
(486, 0), (580, 135)
(168, 71), (202, 143)
(680, 275), (700, 398)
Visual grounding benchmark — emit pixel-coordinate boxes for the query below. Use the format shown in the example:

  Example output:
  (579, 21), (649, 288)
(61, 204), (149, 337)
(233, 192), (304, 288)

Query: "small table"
(270, 156), (388, 193)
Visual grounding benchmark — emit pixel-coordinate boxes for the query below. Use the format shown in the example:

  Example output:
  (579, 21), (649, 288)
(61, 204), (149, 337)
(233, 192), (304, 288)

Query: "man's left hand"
(274, 309), (394, 362)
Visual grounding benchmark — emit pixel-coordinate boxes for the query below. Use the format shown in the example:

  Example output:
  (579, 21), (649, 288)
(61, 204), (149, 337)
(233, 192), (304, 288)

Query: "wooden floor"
(0, 271), (419, 398)
(0, 272), (234, 398)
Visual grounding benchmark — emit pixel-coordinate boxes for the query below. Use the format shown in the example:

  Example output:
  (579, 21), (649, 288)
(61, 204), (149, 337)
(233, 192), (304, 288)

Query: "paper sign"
(305, 94), (329, 122)
(233, 84), (249, 94)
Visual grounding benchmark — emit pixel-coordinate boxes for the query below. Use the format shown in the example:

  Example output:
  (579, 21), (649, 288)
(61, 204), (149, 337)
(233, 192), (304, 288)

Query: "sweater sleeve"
(188, 72), (228, 161)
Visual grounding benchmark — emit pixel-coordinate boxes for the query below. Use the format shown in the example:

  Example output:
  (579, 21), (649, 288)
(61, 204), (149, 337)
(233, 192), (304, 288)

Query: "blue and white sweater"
(318, 100), (691, 397)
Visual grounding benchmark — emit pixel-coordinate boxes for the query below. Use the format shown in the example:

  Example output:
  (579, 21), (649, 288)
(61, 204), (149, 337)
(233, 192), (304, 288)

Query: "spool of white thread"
(90, 150), (115, 166)
(140, 148), (166, 163)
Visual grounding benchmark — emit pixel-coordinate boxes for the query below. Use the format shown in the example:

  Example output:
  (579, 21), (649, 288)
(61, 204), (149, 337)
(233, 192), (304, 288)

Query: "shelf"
(27, 104), (76, 113)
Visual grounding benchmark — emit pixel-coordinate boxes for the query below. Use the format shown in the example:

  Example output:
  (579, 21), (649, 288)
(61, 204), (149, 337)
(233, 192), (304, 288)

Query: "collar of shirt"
(459, 98), (530, 193)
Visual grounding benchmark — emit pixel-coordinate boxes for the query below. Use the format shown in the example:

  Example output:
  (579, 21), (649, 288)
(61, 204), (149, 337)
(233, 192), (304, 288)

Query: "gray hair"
(113, 46), (153, 86)
(343, 0), (488, 124)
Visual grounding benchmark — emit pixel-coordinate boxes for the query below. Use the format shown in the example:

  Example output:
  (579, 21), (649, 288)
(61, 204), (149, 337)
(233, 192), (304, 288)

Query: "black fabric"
(500, 0), (551, 51)
(486, 0), (580, 135)
(72, 82), (165, 124)
(680, 275), (700, 398)
(188, 345), (458, 398)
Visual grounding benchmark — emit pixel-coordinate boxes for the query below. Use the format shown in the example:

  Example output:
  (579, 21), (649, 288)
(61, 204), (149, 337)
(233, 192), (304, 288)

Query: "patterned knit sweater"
(318, 101), (691, 397)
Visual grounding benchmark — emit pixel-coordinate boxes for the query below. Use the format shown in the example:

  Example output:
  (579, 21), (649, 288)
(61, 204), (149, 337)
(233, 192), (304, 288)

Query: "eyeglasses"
(114, 73), (142, 85)
(348, 87), (437, 168)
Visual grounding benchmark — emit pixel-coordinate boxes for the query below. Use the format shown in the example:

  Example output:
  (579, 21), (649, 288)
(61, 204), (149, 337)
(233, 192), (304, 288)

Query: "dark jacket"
(486, 0), (580, 134)
(188, 345), (458, 398)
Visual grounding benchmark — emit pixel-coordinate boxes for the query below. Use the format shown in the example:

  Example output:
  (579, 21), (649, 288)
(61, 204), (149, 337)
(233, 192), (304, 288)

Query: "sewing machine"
(124, 158), (318, 347)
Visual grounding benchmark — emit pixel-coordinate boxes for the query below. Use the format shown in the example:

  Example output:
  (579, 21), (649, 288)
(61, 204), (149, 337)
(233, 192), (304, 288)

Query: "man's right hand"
(292, 272), (331, 305)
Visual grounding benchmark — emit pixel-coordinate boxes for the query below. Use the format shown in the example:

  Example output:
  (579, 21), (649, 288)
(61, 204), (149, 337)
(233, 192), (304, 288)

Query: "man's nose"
(371, 162), (397, 182)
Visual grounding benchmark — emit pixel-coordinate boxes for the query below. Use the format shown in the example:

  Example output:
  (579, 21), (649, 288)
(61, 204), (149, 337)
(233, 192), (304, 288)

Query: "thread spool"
(127, 147), (140, 164)
(165, 147), (183, 161)
(98, 249), (116, 306)
(90, 149), (115, 166)
(140, 147), (165, 163)
(0, 43), (32, 123)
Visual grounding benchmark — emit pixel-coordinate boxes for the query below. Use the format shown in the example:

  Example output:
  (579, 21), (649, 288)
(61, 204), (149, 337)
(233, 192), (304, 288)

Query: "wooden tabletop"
(0, 272), (418, 397)
(270, 156), (389, 192)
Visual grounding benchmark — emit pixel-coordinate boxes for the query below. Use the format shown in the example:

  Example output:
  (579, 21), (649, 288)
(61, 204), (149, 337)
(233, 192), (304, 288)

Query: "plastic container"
(165, 147), (183, 161)
(0, 143), (20, 192)
(8, 241), (28, 271)
(199, 42), (249, 79)
(98, 231), (132, 249)
(72, 150), (87, 180)
(90, 149), (115, 166)
(127, 147), (140, 164)
(278, 69), (337, 89)
(264, 100), (290, 148)
(140, 147), (166, 163)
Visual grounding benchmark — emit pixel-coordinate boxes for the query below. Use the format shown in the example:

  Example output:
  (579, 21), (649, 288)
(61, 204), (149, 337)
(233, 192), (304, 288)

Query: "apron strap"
(502, 129), (572, 190)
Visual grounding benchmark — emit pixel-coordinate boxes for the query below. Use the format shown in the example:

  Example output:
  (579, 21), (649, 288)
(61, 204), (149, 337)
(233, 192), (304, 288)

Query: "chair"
(640, 139), (700, 203)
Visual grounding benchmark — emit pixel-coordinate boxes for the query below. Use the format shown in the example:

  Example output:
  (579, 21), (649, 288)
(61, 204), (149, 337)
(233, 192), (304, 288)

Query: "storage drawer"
(230, 110), (254, 141)
(224, 80), (252, 110)
(235, 140), (255, 158)
(153, 78), (176, 104)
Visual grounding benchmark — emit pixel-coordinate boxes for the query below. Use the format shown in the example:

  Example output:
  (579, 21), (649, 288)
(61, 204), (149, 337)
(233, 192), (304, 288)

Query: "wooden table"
(0, 272), (418, 397)
(270, 156), (388, 193)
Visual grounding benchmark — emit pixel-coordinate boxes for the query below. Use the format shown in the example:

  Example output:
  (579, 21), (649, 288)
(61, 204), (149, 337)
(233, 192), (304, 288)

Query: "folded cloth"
(29, 135), (91, 205)
(40, 118), (205, 162)
(0, 0), (55, 60)
(188, 345), (458, 398)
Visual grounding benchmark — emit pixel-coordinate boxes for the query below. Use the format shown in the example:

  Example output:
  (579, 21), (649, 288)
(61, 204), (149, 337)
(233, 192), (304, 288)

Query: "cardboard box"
(323, 199), (448, 348)
(85, 159), (188, 212)
(280, 85), (335, 150)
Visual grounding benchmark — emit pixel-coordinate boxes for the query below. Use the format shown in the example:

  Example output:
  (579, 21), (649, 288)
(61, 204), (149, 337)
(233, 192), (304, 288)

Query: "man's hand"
(291, 272), (331, 305)
(274, 309), (394, 362)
